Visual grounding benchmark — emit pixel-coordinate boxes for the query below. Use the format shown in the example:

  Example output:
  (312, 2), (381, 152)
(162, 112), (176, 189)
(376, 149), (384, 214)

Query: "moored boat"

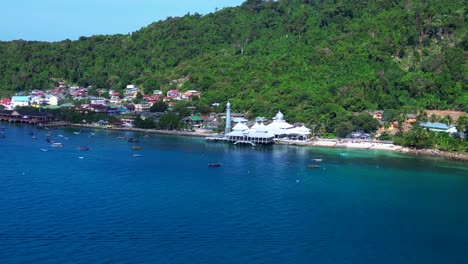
(307, 164), (320, 169)
(132, 146), (142, 150)
(51, 142), (64, 148)
(208, 163), (222, 167)
(77, 146), (90, 151)
(127, 138), (139, 143)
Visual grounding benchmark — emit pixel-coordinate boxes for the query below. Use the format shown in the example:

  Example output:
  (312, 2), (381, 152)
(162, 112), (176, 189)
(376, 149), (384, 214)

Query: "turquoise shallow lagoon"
(0, 123), (467, 263)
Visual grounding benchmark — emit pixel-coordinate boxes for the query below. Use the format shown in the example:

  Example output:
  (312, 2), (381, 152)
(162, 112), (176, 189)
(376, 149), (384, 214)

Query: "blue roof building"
(419, 122), (457, 133)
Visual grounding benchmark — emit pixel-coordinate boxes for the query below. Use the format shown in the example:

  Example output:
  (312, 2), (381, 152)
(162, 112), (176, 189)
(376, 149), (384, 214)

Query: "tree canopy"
(0, 0), (466, 125)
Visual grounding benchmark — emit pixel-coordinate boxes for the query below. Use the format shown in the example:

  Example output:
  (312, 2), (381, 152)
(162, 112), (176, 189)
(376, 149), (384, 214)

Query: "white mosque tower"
(224, 101), (231, 135)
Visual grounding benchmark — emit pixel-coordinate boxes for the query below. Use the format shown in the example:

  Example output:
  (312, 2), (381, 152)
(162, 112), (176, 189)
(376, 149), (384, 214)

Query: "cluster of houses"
(0, 82), (202, 116)
(371, 110), (459, 134)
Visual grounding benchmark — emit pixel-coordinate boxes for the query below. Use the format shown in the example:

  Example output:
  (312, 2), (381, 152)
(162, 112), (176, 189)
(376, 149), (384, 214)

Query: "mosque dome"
(275, 111), (284, 121)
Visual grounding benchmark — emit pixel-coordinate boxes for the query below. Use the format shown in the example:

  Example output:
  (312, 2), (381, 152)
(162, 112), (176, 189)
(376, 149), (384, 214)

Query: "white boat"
(51, 142), (64, 148)
(40, 148), (48, 152)
(312, 158), (322, 162)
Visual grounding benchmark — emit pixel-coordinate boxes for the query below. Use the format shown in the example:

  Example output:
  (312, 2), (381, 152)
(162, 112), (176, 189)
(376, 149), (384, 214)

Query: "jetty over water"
(0, 109), (53, 125)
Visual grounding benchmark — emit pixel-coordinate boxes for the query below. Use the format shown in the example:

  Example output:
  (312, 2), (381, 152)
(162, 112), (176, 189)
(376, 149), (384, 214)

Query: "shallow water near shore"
(1, 123), (467, 263)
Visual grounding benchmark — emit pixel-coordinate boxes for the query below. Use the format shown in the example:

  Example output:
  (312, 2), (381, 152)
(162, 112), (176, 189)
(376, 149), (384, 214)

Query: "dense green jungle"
(0, 0), (466, 125)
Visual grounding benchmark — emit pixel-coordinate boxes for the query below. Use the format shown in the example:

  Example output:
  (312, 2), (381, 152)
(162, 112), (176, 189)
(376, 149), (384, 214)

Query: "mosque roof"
(232, 122), (249, 131)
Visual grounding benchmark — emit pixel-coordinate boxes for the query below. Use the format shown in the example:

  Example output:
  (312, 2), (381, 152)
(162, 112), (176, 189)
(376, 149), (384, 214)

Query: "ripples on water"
(0, 124), (467, 263)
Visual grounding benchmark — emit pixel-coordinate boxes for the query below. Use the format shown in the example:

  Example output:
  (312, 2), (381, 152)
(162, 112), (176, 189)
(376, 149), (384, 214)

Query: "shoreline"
(53, 123), (468, 162)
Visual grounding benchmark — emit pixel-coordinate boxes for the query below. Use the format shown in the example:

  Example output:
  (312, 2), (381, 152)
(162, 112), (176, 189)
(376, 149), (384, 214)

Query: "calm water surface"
(0, 124), (467, 263)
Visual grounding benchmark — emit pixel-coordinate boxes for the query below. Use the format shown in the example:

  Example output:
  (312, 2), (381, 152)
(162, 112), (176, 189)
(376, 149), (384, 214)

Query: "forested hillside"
(0, 0), (466, 123)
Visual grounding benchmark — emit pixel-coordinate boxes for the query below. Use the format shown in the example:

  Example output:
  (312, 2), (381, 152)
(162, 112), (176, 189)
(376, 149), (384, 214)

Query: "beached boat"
(51, 142), (64, 148)
(77, 146), (90, 151)
(307, 164), (320, 169)
(208, 163), (222, 167)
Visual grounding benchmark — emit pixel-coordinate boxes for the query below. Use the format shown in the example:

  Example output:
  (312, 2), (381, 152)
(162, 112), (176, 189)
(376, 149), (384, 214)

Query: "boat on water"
(307, 164), (320, 169)
(208, 163), (222, 167)
(132, 146), (143, 150)
(128, 138), (139, 143)
(40, 148), (48, 152)
(51, 142), (64, 148)
(132, 154), (142, 157)
(312, 158), (323, 162)
(77, 146), (90, 151)
(45, 138), (52, 143)
(73, 131), (81, 134)
(117, 136), (126, 139)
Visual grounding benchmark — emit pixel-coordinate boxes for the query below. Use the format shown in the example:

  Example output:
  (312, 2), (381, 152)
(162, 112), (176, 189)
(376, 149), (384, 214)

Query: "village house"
(419, 122), (458, 133)
(134, 101), (151, 112)
(406, 114), (418, 123)
(0, 98), (11, 109)
(10, 96), (30, 109)
(167, 89), (180, 99)
(182, 90), (201, 100)
(372, 110), (384, 120)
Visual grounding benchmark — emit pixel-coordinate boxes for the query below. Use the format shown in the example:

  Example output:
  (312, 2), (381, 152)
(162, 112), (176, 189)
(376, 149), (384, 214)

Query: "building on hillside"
(182, 90), (201, 99)
(406, 114), (417, 123)
(0, 98), (11, 109)
(419, 122), (457, 133)
(10, 96), (30, 109)
(134, 101), (151, 112)
(372, 110), (384, 120)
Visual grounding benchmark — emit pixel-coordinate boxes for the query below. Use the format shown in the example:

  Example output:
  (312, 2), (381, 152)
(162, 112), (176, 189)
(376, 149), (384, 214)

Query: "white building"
(10, 96), (30, 109)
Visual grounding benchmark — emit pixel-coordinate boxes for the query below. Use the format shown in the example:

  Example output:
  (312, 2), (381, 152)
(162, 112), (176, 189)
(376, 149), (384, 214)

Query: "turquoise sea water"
(0, 123), (467, 264)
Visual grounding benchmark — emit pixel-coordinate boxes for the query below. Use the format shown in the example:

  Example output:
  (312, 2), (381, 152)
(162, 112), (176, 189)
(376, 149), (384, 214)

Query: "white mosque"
(222, 102), (311, 145)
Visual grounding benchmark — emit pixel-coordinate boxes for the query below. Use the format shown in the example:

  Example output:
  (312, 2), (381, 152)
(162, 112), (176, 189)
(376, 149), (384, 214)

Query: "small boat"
(312, 158), (323, 162)
(132, 146), (142, 150)
(132, 154), (142, 157)
(208, 163), (222, 167)
(27, 131), (34, 136)
(40, 148), (48, 152)
(73, 131), (81, 134)
(307, 164), (320, 169)
(77, 146), (90, 151)
(127, 138), (139, 143)
(51, 142), (64, 148)
(31, 136), (37, 139)
(45, 138), (51, 143)
(117, 136), (126, 140)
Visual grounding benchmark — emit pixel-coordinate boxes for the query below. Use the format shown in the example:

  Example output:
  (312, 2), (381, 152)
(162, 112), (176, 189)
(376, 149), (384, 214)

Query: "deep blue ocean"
(0, 123), (467, 264)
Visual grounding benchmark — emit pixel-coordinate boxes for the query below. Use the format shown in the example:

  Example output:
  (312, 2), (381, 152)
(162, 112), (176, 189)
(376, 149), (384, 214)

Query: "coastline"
(56, 123), (468, 162)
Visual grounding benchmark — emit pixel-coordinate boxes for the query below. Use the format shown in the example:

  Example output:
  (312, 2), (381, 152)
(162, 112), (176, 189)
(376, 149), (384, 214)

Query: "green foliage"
(149, 100), (168, 112)
(0, 0), (466, 129)
(134, 116), (157, 129)
(158, 112), (184, 130)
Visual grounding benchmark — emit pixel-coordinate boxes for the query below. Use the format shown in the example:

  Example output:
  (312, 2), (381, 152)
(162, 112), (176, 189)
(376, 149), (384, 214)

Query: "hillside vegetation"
(0, 0), (466, 125)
